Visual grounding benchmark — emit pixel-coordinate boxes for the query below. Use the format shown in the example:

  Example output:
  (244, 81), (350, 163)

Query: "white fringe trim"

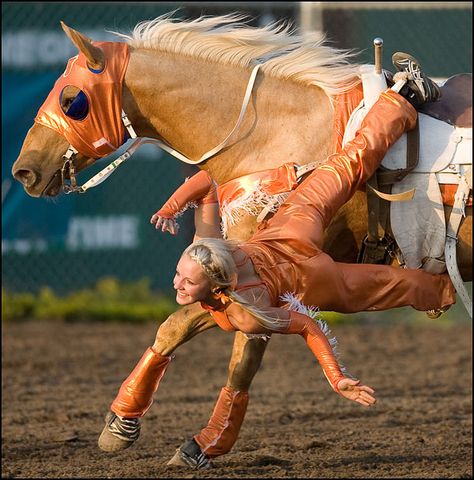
(170, 177), (199, 220)
(220, 185), (290, 238)
(279, 291), (350, 377)
(173, 200), (198, 219)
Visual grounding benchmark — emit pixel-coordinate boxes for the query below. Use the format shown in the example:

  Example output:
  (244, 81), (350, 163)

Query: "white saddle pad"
(343, 101), (472, 271)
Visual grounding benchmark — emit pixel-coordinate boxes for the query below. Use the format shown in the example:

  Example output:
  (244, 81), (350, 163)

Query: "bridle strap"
(61, 145), (79, 193)
(60, 63), (262, 193)
(71, 138), (160, 193)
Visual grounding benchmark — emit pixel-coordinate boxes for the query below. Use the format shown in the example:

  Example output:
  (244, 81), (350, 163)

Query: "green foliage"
(318, 310), (355, 325)
(1, 290), (36, 320)
(4, 279), (469, 325)
(2, 277), (176, 323)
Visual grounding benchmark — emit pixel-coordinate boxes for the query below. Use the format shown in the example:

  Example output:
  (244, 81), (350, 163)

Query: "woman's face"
(173, 253), (213, 305)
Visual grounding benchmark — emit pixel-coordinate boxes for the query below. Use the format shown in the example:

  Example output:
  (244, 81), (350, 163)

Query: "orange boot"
(194, 386), (249, 457)
(98, 347), (171, 452)
(167, 386), (249, 467)
(111, 347), (172, 417)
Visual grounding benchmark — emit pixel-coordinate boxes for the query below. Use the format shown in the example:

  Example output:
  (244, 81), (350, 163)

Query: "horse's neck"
(123, 48), (335, 184)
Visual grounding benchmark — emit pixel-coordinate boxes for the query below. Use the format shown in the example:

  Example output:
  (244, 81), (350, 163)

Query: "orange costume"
(35, 42), (130, 159)
(234, 89), (455, 314)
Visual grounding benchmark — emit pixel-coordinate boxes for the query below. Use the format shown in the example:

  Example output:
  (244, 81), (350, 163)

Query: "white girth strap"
(151, 63), (262, 165)
(444, 165), (472, 318)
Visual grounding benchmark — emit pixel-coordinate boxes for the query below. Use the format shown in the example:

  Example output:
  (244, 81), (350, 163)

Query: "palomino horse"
(11, 14), (472, 465)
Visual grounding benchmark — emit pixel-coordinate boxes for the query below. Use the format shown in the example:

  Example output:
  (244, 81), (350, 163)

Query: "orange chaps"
(110, 347), (171, 418)
(194, 386), (249, 458)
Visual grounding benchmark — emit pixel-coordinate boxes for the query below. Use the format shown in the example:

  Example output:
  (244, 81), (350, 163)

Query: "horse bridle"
(61, 145), (79, 194)
(56, 63), (262, 195)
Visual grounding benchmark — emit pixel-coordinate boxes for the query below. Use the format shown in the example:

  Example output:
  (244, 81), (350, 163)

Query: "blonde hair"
(183, 238), (289, 331)
(184, 238), (238, 290)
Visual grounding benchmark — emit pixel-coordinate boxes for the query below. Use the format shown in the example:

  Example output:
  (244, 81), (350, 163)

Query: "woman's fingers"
(359, 385), (375, 395)
(360, 391), (376, 404)
(160, 218), (179, 235)
(356, 397), (373, 407)
(148, 214), (180, 235)
(152, 216), (163, 228)
(356, 388), (376, 406)
(150, 212), (161, 224)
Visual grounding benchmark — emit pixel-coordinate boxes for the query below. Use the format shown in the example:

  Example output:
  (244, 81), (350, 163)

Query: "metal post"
(373, 37), (383, 74)
(299, 2), (324, 35)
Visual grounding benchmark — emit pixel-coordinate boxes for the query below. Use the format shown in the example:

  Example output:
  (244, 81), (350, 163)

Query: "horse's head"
(12, 22), (130, 197)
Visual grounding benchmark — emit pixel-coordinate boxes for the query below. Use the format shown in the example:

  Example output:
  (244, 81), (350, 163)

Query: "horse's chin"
(38, 170), (63, 198)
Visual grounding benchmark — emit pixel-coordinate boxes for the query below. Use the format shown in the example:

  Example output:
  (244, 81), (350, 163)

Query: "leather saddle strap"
(366, 173), (388, 242)
(295, 160), (322, 180)
(377, 117), (420, 186)
(366, 117), (420, 242)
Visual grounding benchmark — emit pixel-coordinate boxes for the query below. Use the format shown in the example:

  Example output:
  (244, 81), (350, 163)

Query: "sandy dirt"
(2, 319), (472, 478)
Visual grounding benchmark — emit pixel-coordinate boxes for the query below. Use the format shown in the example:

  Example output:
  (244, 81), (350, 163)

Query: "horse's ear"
(60, 21), (105, 71)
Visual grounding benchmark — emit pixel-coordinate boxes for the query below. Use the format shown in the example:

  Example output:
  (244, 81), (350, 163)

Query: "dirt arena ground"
(2, 317), (472, 479)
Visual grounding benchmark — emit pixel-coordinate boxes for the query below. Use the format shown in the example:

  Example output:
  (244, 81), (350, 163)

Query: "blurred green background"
(2, 2), (471, 323)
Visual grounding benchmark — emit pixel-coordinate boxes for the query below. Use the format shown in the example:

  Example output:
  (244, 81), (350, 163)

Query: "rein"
(59, 63), (262, 194)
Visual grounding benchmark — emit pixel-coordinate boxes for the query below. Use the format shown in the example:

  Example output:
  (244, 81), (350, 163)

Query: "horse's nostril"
(12, 168), (38, 188)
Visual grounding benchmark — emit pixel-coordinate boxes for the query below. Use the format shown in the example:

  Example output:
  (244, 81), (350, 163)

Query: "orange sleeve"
(285, 311), (345, 392)
(157, 170), (218, 219)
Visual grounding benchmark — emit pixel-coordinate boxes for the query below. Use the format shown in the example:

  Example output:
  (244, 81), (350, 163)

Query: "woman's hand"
(150, 213), (179, 236)
(337, 378), (376, 407)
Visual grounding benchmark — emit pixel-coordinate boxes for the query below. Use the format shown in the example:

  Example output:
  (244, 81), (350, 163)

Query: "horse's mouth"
(40, 170), (63, 197)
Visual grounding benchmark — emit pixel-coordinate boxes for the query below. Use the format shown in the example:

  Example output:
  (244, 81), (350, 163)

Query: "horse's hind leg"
(168, 331), (269, 466)
(98, 303), (215, 452)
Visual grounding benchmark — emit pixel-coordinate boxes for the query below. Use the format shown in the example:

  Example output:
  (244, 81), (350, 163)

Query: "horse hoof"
(98, 425), (135, 452)
(166, 449), (189, 467)
(166, 439), (212, 469)
(166, 450), (212, 469)
(97, 411), (140, 452)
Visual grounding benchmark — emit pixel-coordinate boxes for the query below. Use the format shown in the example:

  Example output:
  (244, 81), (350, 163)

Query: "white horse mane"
(111, 12), (362, 96)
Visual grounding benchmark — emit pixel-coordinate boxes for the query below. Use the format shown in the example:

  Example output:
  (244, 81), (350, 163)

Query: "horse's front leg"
(168, 331), (269, 467)
(98, 302), (215, 452)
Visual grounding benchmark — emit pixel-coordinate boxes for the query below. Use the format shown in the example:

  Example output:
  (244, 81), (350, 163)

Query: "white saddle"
(343, 66), (472, 316)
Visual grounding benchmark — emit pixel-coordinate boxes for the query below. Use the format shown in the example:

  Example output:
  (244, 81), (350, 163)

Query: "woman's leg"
(250, 90), (417, 254)
(296, 252), (456, 313)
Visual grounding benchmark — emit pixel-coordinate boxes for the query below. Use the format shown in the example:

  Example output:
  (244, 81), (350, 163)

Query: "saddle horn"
(373, 37), (383, 74)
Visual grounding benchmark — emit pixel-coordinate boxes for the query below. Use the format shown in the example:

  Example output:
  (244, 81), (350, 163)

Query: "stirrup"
(392, 52), (441, 104)
(167, 438), (212, 469)
(97, 411), (140, 452)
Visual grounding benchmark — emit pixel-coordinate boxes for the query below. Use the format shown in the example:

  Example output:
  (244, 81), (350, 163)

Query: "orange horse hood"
(35, 42), (130, 159)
